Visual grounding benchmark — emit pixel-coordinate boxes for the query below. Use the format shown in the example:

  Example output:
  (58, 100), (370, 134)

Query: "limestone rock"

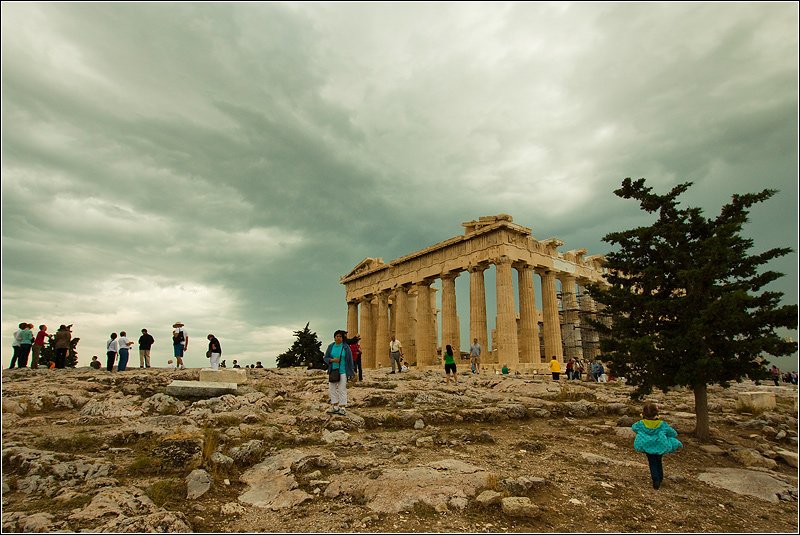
(501, 496), (540, 518)
(141, 393), (185, 415)
(322, 429), (351, 444)
(475, 490), (503, 507)
(773, 448), (798, 468)
(730, 448), (778, 470)
(228, 439), (265, 465)
(699, 468), (794, 503)
(186, 469), (212, 499)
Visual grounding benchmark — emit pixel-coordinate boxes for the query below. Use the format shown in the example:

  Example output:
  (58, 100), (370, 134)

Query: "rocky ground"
(2, 365), (798, 533)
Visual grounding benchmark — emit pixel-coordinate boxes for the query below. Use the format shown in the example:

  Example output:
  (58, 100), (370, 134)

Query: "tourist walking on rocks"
(469, 338), (482, 374)
(632, 402), (683, 490)
(207, 334), (222, 370)
(138, 329), (154, 368)
(31, 325), (53, 369)
(324, 330), (354, 415)
(443, 344), (458, 384)
(349, 334), (363, 381)
(389, 335), (403, 374)
(53, 324), (72, 369)
(117, 331), (134, 371)
(549, 356), (561, 380)
(106, 333), (119, 371)
(172, 322), (188, 369)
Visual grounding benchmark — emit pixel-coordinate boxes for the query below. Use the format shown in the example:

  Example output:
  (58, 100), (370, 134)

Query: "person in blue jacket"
(632, 402), (683, 489)
(323, 330), (355, 416)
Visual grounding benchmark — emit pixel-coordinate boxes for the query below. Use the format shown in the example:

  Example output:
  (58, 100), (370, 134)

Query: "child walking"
(632, 402), (682, 489)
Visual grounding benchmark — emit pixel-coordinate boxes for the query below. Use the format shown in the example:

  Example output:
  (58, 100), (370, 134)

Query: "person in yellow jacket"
(549, 356), (562, 381)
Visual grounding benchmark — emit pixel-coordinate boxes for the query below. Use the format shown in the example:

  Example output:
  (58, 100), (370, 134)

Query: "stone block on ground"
(199, 368), (248, 384)
(166, 380), (238, 397)
(737, 392), (776, 412)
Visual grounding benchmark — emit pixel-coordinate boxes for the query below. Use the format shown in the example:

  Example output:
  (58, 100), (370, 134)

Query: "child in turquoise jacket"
(632, 402), (683, 489)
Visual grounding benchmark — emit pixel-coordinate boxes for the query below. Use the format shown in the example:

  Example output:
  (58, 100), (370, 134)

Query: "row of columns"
(347, 258), (601, 370)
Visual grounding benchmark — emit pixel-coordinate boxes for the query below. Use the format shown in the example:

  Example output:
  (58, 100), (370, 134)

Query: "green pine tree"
(276, 323), (326, 369)
(38, 335), (80, 368)
(589, 178), (798, 441)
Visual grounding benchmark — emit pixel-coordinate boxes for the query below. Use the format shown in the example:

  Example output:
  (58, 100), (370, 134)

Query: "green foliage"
(276, 323), (325, 369)
(589, 178), (798, 402)
(38, 333), (80, 368)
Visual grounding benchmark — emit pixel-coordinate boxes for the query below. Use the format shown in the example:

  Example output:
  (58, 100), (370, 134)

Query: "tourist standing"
(53, 324), (72, 369)
(389, 335), (403, 374)
(17, 324), (34, 368)
(771, 365), (781, 386)
(349, 334), (363, 381)
(9, 323), (27, 369)
(106, 333), (119, 371)
(31, 325), (53, 369)
(138, 329), (154, 368)
(443, 344), (458, 384)
(207, 334), (222, 370)
(549, 356), (561, 381)
(324, 330), (354, 415)
(598, 361), (607, 382)
(469, 338), (482, 374)
(117, 331), (134, 371)
(632, 402), (683, 490)
(592, 361), (600, 382)
(566, 358), (574, 380)
(574, 359), (583, 381)
(172, 322), (188, 369)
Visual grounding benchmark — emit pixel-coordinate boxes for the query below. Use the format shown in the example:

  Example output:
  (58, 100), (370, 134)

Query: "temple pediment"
(341, 257), (388, 281)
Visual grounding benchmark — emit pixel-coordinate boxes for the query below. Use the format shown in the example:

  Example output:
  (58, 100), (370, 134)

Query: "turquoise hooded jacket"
(632, 419), (683, 455)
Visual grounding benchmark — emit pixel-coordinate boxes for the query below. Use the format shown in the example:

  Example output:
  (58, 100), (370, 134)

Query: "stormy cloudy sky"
(2, 2), (798, 371)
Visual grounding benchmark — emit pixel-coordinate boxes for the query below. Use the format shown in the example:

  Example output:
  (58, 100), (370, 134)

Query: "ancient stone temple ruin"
(340, 215), (608, 374)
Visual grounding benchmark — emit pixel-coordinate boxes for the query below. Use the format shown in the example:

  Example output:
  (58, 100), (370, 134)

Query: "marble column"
(359, 297), (375, 369)
(559, 274), (581, 362)
(394, 285), (411, 365)
(516, 263), (540, 365)
(375, 291), (390, 368)
(578, 282), (599, 360)
(415, 280), (436, 367)
(468, 264), (489, 353)
(537, 268), (563, 362)
(495, 256), (519, 369)
(347, 301), (359, 340)
(441, 272), (460, 358)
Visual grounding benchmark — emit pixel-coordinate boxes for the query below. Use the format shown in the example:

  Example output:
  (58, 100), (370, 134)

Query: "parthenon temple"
(340, 215), (608, 374)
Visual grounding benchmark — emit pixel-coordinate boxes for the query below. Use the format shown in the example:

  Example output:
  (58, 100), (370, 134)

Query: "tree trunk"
(693, 383), (710, 441)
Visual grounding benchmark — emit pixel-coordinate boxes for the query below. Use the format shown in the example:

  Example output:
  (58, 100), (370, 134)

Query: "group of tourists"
(9, 323), (72, 369)
(772, 365), (798, 386)
(103, 324), (181, 371)
(561, 357), (609, 382)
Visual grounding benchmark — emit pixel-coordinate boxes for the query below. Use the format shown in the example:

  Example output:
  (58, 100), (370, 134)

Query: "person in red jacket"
(349, 333), (363, 381)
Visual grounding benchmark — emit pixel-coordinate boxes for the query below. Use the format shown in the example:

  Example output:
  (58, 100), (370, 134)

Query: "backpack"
(173, 330), (185, 344)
